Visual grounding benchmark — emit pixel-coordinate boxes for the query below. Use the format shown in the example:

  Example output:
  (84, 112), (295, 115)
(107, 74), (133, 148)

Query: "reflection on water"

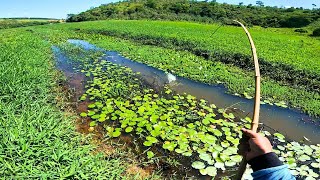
(167, 73), (177, 83)
(67, 39), (320, 144)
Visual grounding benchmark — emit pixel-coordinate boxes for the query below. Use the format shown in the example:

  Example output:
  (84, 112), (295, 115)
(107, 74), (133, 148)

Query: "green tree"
(256, 1), (264, 7)
(312, 4), (317, 9)
(145, 0), (157, 9)
(65, 0), (320, 28)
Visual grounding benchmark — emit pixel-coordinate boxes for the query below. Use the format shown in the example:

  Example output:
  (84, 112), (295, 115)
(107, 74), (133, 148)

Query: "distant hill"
(66, 0), (320, 28)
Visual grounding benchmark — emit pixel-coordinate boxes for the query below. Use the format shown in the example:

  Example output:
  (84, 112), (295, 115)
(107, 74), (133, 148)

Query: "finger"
(238, 144), (249, 155)
(241, 128), (258, 138)
(238, 144), (249, 153)
(238, 140), (249, 148)
(249, 139), (259, 150)
(238, 139), (250, 156)
(238, 149), (248, 157)
(240, 133), (250, 142)
(248, 138), (255, 147)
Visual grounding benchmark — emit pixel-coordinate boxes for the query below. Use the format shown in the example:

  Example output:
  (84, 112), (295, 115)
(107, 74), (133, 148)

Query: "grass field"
(1, 19), (320, 179)
(32, 21), (320, 117)
(0, 18), (57, 21)
(77, 20), (318, 95)
(23, 25), (319, 179)
(0, 29), (161, 179)
(60, 20), (320, 74)
(0, 18), (60, 29)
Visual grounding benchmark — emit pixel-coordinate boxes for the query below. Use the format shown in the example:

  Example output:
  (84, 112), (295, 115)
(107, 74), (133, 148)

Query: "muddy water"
(67, 39), (320, 144)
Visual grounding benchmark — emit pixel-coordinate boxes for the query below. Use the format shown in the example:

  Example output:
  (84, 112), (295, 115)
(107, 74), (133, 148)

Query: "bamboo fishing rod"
(233, 20), (261, 180)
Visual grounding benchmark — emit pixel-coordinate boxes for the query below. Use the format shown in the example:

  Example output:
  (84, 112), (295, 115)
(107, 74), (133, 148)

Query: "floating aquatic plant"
(58, 42), (320, 179)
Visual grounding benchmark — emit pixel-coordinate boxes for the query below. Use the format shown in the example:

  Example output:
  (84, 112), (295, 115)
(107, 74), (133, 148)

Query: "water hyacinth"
(58, 42), (320, 179)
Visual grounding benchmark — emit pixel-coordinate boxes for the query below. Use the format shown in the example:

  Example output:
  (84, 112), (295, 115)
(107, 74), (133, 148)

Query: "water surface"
(68, 39), (320, 144)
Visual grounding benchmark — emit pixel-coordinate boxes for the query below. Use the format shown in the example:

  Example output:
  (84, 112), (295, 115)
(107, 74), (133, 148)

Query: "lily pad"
(87, 111), (95, 116)
(146, 136), (158, 143)
(147, 151), (154, 159)
(274, 133), (285, 140)
(214, 162), (225, 169)
(225, 161), (237, 167)
(112, 130), (121, 137)
(199, 168), (207, 175)
(125, 127), (133, 133)
(310, 162), (320, 168)
(143, 141), (153, 147)
(206, 166), (217, 177)
(277, 145), (285, 151)
(221, 141), (230, 148)
(230, 155), (243, 163)
(80, 112), (87, 117)
(163, 141), (177, 151)
(298, 154), (311, 162)
(202, 118), (211, 125)
(199, 153), (212, 163)
(182, 151), (193, 157)
(212, 129), (223, 137)
(192, 161), (205, 169)
(89, 121), (96, 127)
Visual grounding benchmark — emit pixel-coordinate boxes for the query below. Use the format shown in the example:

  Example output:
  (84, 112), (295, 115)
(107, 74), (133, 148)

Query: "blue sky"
(0, 0), (114, 19)
(0, 0), (319, 19)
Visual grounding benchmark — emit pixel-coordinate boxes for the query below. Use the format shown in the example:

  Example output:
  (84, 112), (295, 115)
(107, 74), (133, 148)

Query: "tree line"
(67, 0), (320, 28)
(0, 19), (60, 29)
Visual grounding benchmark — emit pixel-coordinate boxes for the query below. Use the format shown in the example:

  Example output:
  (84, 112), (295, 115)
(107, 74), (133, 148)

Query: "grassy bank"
(0, 29), (132, 178)
(3, 23), (318, 179)
(32, 26), (320, 117)
(47, 32), (320, 179)
(58, 20), (320, 93)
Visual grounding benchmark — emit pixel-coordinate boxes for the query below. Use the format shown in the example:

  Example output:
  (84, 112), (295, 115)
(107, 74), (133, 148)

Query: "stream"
(65, 39), (320, 144)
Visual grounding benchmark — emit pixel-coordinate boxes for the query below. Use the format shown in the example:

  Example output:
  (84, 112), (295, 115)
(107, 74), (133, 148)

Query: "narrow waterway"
(67, 39), (320, 144)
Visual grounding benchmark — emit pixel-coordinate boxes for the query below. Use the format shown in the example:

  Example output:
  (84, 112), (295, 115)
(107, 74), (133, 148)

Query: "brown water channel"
(66, 39), (320, 144)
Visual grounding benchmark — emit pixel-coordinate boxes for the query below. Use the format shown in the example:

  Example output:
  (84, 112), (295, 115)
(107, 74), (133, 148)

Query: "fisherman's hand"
(238, 128), (273, 161)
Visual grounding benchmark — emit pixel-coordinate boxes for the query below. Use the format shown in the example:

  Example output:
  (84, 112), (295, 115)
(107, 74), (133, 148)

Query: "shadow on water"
(67, 39), (320, 144)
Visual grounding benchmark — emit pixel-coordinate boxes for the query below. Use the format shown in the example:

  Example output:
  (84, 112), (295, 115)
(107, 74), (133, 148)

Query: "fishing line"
(210, 23), (224, 37)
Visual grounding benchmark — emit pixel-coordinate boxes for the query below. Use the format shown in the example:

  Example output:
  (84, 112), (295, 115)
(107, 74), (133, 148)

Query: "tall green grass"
(0, 29), (129, 178)
(31, 27), (320, 117)
(44, 20), (320, 94)
(50, 20), (320, 73)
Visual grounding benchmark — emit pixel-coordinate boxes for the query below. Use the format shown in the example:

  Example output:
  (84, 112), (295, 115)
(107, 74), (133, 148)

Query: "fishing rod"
(233, 20), (261, 180)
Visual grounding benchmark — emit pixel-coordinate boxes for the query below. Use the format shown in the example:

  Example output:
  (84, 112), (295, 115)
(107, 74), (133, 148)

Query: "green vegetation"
(0, 19), (59, 29)
(33, 21), (320, 117)
(308, 19), (320, 30)
(313, 27), (320, 36)
(1, 1), (320, 178)
(64, 20), (320, 78)
(56, 41), (320, 179)
(67, 0), (320, 29)
(0, 29), (141, 178)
